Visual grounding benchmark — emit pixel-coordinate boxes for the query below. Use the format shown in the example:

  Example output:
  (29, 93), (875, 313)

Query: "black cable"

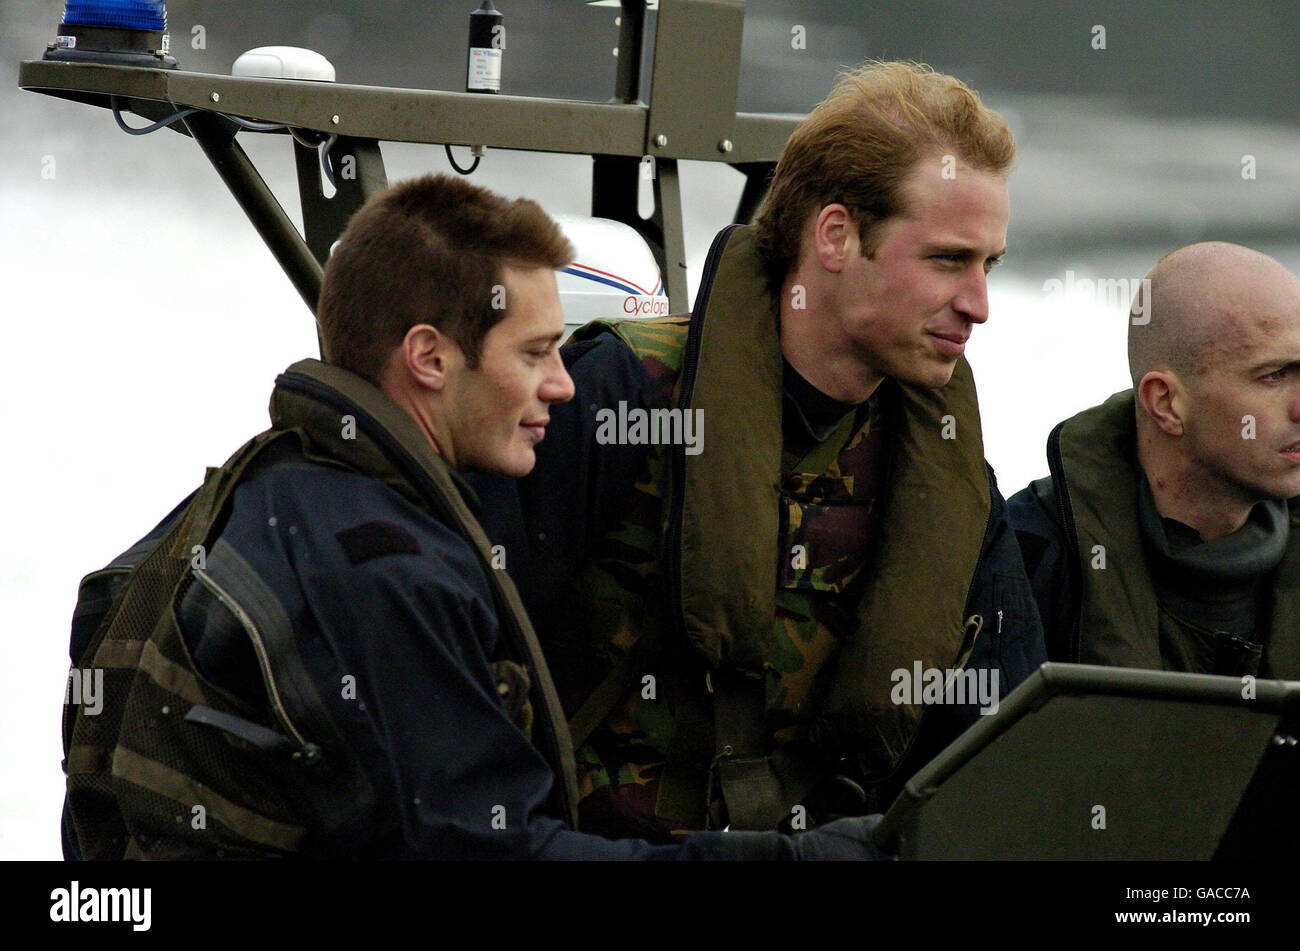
(224, 114), (285, 132)
(112, 95), (337, 192)
(285, 127), (337, 189)
(320, 134), (338, 189)
(289, 126), (327, 148)
(111, 95), (287, 136)
(110, 95), (199, 135)
(445, 144), (481, 175)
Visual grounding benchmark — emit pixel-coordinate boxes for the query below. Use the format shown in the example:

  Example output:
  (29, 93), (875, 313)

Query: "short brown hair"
(754, 61), (1015, 292)
(317, 173), (574, 380)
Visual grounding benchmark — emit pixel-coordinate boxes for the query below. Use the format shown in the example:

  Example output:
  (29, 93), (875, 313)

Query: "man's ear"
(813, 204), (855, 274)
(1137, 369), (1186, 436)
(402, 323), (455, 392)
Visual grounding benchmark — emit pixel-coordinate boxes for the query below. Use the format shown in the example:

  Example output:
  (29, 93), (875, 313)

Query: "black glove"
(787, 814), (897, 861)
(718, 814), (897, 861)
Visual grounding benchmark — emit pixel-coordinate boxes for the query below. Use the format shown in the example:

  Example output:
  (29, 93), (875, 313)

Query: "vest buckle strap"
(184, 703), (296, 755)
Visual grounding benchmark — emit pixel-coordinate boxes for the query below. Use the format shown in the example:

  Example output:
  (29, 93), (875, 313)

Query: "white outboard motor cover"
(552, 214), (670, 337)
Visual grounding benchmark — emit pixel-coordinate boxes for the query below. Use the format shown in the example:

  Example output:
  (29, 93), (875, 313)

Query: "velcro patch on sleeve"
(335, 520), (422, 565)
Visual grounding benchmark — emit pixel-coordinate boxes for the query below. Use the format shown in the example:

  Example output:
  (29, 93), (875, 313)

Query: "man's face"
(441, 265), (574, 477)
(1178, 296), (1300, 505)
(833, 156), (1009, 387)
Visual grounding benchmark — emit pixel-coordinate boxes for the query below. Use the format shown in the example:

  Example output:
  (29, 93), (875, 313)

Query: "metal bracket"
(645, 0), (744, 160)
(294, 136), (388, 266)
(652, 158), (689, 309)
(591, 154), (688, 312)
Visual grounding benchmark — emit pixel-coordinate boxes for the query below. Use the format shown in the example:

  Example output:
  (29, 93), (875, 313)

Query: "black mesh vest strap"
(65, 429), (379, 859)
(66, 430), (276, 858)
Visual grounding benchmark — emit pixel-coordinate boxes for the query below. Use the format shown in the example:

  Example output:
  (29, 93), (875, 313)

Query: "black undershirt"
(782, 359), (865, 461)
(1136, 473), (1289, 641)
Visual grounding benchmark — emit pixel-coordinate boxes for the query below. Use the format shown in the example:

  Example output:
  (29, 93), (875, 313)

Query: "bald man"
(1008, 242), (1300, 678)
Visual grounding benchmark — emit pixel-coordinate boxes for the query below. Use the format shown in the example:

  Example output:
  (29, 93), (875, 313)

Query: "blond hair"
(754, 61), (1015, 291)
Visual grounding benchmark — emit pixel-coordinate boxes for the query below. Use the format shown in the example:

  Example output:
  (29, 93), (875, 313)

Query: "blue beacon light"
(44, 0), (179, 68)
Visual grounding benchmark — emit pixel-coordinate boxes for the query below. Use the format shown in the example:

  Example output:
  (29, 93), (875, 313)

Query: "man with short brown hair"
(317, 173), (574, 381)
(64, 173), (888, 860)
(479, 61), (1045, 841)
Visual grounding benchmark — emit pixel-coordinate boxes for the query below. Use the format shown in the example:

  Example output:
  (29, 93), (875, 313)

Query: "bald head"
(1129, 243), (1300, 536)
(1128, 242), (1300, 386)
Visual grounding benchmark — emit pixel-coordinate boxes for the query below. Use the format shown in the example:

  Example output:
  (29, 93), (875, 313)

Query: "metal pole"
(614, 0), (648, 103)
(182, 112), (324, 316)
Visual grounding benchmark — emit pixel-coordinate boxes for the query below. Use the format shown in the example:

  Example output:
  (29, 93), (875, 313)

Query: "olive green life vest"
(65, 360), (579, 859)
(1053, 390), (1300, 678)
(570, 226), (990, 818)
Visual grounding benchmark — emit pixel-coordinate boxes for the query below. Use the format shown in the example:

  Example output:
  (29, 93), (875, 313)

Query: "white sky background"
(4, 3), (1300, 860)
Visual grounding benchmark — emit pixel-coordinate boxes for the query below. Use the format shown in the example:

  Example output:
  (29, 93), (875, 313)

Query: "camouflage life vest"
(64, 359), (578, 859)
(1052, 389), (1300, 678)
(557, 225), (991, 831)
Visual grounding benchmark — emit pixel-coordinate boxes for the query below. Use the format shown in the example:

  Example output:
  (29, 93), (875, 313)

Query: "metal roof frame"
(19, 0), (798, 327)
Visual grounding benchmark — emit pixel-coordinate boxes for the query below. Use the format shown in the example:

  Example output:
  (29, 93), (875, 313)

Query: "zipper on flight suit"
(192, 568), (311, 749)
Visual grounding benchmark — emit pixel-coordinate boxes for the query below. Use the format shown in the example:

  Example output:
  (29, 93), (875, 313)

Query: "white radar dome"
(233, 46), (336, 82)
